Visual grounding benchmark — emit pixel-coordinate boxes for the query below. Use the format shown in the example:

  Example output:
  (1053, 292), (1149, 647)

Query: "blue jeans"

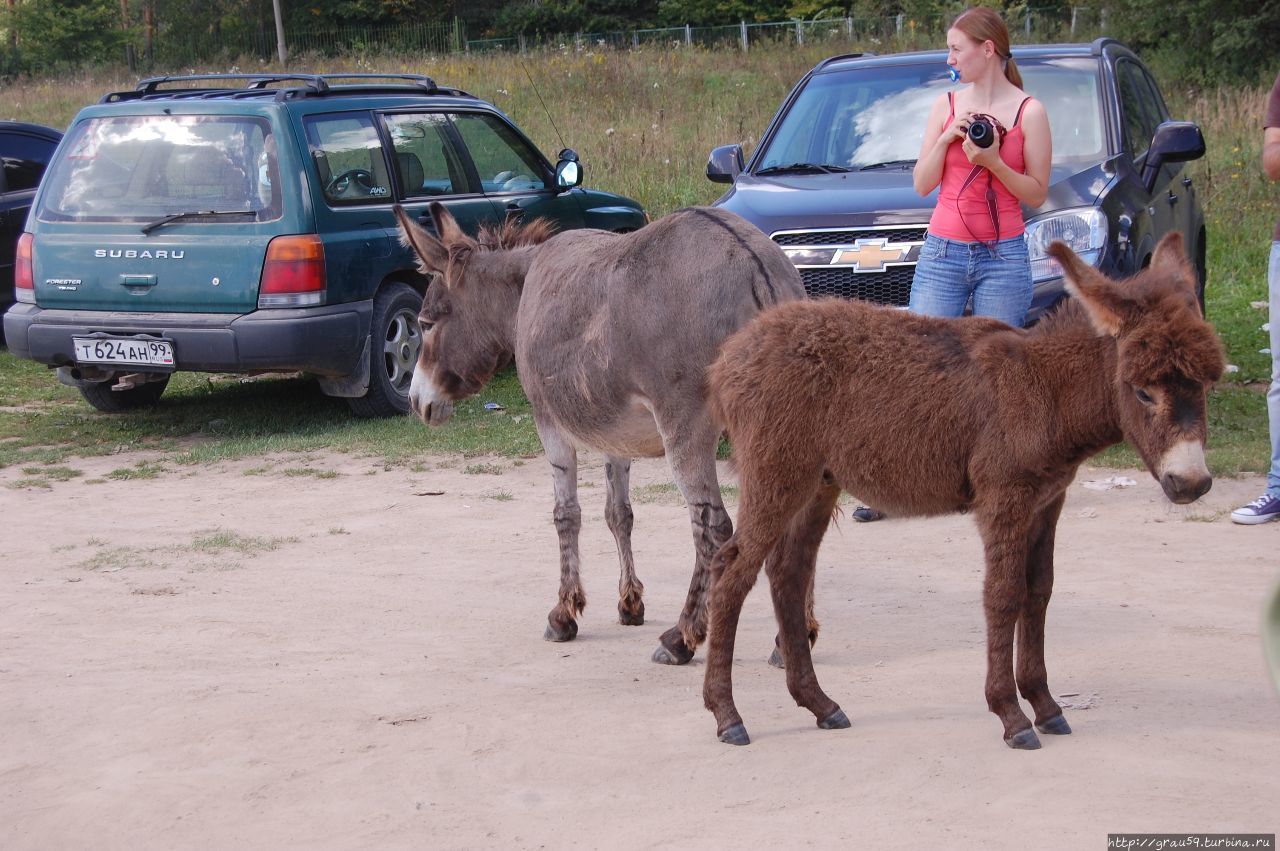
(1266, 243), (1280, 497)
(909, 233), (1034, 328)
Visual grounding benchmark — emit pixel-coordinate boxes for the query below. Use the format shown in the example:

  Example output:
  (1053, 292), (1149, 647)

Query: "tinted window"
(0, 131), (58, 193)
(305, 113), (393, 205)
(383, 113), (468, 197)
(39, 116), (279, 222)
(451, 112), (547, 192)
(1118, 60), (1160, 160)
(756, 57), (1104, 172)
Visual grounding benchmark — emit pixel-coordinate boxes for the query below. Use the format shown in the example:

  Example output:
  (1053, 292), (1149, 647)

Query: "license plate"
(72, 336), (174, 368)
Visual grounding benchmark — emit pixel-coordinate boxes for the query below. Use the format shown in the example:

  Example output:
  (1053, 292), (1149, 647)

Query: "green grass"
(0, 43), (1274, 476)
(0, 358), (542, 470)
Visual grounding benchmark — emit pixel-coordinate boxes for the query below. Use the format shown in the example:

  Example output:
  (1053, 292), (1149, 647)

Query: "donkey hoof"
(1005, 727), (1042, 750)
(651, 628), (695, 665)
(818, 708), (851, 730)
(618, 604), (645, 627)
(543, 619), (578, 642)
(768, 647), (786, 669)
(1035, 714), (1072, 735)
(718, 724), (751, 746)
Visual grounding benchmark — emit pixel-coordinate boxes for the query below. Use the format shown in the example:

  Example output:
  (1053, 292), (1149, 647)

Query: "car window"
(1020, 59), (1106, 164)
(0, 131), (58, 193)
(382, 113), (468, 197)
(304, 113), (394, 205)
(1138, 65), (1171, 123)
(1117, 60), (1160, 161)
(38, 116), (279, 222)
(756, 58), (1104, 172)
(450, 112), (547, 193)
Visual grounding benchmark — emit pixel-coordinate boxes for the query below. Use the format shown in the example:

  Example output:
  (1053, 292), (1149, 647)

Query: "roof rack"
(100, 73), (471, 104)
(817, 52), (874, 69)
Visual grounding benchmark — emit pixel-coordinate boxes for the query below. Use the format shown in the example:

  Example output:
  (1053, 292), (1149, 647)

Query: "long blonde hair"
(952, 7), (1023, 89)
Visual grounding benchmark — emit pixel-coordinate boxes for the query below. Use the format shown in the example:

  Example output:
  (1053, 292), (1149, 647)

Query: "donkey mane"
(475, 216), (558, 251)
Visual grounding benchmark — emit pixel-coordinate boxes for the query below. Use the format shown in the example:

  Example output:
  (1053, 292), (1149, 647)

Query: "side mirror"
(707, 144), (744, 184)
(1141, 121), (1205, 192)
(555, 148), (583, 190)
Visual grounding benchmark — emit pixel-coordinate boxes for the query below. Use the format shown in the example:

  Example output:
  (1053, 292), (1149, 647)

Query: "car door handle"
(504, 203), (525, 223)
(1167, 191), (1179, 205)
(1182, 177), (1193, 187)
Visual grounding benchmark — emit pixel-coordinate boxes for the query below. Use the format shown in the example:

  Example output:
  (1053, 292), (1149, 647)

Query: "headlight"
(1023, 207), (1107, 282)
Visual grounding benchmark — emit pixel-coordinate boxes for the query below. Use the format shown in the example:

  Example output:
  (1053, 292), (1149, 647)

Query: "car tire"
(78, 375), (170, 412)
(347, 281), (423, 418)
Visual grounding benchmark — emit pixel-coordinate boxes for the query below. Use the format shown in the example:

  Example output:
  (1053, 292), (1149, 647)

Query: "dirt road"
(2, 450), (1276, 849)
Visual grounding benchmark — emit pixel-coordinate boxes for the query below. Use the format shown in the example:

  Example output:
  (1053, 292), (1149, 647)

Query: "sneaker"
(852, 506), (885, 523)
(1231, 493), (1280, 525)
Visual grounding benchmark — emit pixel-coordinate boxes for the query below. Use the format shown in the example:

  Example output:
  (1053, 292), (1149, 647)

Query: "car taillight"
(14, 233), (34, 304)
(259, 234), (326, 308)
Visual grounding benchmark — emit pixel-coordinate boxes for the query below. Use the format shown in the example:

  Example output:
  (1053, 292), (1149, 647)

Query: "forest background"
(1, 0), (1278, 86)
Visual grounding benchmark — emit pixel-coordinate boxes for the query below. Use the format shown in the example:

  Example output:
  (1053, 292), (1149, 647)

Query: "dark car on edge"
(1, 121), (63, 327)
(707, 38), (1207, 322)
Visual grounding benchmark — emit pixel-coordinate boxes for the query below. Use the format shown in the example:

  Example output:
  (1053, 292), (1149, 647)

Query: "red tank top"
(928, 94), (1031, 243)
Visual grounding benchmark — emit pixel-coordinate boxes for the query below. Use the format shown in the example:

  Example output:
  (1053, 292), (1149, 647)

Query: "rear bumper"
(2, 301), (373, 376)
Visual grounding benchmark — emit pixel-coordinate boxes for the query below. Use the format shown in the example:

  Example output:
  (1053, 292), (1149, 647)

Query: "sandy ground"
(1, 447), (1277, 850)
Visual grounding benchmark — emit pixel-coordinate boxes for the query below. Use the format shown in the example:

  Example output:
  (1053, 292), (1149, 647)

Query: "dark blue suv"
(707, 38), (1207, 322)
(6, 74), (647, 415)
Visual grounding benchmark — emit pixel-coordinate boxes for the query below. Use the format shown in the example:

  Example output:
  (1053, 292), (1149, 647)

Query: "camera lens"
(968, 118), (994, 148)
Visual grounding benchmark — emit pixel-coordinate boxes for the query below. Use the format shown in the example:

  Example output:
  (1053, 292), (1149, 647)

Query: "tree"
(12, 0), (126, 69)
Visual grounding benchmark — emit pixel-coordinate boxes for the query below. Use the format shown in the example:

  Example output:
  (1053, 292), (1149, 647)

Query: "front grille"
(773, 225), (927, 307)
(772, 226), (928, 246)
(800, 266), (915, 306)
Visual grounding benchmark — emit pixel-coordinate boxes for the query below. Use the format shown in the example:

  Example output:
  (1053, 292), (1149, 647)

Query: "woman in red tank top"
(853, 8), (1051, 524)
(909, 8), (1052, 325)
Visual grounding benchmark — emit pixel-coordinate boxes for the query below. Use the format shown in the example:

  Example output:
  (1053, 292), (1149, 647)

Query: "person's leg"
(1232, 240), (1280, 524)
(908, 235), (972, 317)
(970, 236), (1034, 328)
(1269, 240), (1280, 497)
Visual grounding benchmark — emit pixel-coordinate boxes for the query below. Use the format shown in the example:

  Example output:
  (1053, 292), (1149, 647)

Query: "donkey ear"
(1149, 231), (1198, 297)
(429, 201), (470, 246)
(1048, 239), (1129, 336)
(393, 204), (448, 277)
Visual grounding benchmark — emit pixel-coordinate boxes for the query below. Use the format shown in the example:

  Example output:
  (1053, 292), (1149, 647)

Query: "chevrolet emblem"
(832, 239), (907, 272)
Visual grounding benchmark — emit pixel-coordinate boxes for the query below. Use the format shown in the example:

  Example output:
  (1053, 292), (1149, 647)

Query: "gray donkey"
(394, 202), (804, 664)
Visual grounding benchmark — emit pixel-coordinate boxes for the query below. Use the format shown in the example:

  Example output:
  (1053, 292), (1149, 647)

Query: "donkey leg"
(769, 472), (834, 669)
(537, 420), (586, 642)
(766, 477), (848, 730)
(976, 503), (1039, 749)
(704, 459), (825, 745)
(1017, 492), (1071, 736)
(652, 415), (732, 666)
(604, 455), (645, 626)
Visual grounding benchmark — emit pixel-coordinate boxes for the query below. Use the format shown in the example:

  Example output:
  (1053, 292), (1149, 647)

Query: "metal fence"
(146, 6), (1110, 66)
(461, 7), (1109, 55)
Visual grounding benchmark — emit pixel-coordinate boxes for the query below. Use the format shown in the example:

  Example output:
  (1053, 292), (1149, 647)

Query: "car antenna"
(517, 56), (568, 153)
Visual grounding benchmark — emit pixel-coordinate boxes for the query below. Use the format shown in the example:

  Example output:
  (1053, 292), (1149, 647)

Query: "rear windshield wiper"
(141, 209), (258, 235)
(755, 162), (853, 176)
(859, 159), (918, 171)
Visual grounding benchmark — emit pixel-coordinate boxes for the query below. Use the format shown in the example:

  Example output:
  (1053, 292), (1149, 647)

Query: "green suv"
(5, 73), (647, 416)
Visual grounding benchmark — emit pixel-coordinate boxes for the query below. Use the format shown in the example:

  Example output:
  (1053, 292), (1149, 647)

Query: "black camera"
(967, 115), (997, 148)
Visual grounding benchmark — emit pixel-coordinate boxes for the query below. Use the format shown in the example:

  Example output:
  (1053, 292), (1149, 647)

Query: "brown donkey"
(394, 202), (804, 663)
(702, 233), (1225, 749)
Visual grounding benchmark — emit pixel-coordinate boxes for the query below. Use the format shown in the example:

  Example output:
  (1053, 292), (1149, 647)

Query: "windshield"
(755, 57), (1105, 172)
(39, 114), (281, 223)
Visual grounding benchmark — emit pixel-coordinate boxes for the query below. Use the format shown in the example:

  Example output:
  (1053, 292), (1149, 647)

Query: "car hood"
(715, 163), (1112, 235)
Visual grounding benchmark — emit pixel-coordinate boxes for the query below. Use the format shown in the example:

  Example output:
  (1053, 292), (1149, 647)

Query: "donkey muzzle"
(1157, 439), (1212, 504)
(408, 367), (455, 426)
